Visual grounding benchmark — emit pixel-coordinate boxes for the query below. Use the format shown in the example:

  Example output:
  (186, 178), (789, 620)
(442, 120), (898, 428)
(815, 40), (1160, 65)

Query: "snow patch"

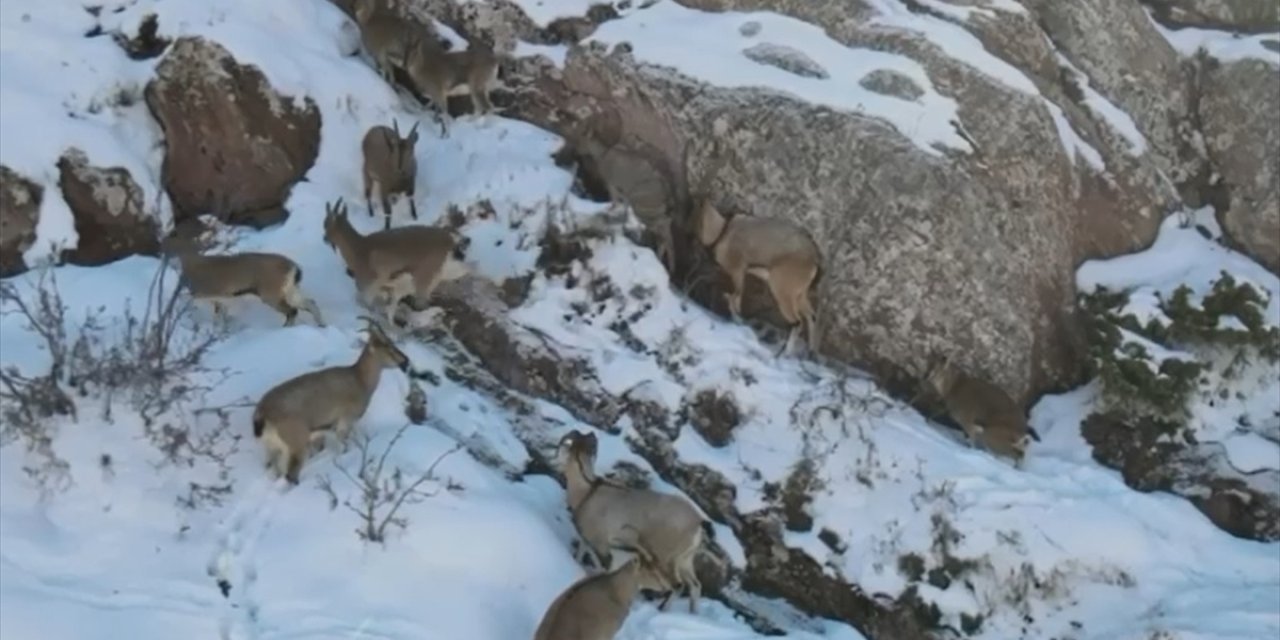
(585, 1), (972, 155)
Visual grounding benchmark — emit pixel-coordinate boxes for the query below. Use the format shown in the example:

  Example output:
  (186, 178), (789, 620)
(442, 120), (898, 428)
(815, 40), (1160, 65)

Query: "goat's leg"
(723, 263), (746, 320)
(280, 281), (325, 328)
(333, 418), (355, 452)
(381, 192), (394, 230)
(681, 561), (701, 614)
(423, 82), (452, 137)
(364, 175), (377, 218)
(407, 192), (418, 221)
(284, 452), (302, 486)
(577, 529), (614, 572)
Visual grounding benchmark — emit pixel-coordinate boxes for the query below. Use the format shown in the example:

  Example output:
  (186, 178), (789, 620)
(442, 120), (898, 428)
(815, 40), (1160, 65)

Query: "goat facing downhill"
(922, 356), (1039, 468)
(557, 429), (707, 614)
(362, 119), (420, 230)
(322, 198), (469, 326)
(162, 236), (325, 328)
(252, 318), (410, 485)
(695, 199), (821, 353)
(532, 555), (672, 640)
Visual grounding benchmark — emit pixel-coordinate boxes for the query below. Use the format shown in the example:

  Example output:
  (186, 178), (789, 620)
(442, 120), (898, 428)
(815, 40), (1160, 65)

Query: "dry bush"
(320, 423), (463, 543)
(0, 262), (225, 495)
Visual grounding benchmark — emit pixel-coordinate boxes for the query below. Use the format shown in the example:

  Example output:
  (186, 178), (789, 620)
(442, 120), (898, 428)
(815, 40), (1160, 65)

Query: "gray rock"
(858, 68), (924, 101)
(1199, 56), (1280, 273)
(742, 42), (829, 79)
(1145, 0), (1280, 33)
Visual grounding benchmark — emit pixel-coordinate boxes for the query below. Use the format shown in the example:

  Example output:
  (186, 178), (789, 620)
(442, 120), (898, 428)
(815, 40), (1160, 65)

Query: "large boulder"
(495, 25), (1168, 405)
(0, 166), (41, 277)
(56, 149), (160, 267)
(144, 37), (321, 228)
(1199, 56), (1280, 274)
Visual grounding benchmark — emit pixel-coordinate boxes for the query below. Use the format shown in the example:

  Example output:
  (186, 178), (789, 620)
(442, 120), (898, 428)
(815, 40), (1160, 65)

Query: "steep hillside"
(0, 1), (1276, 639)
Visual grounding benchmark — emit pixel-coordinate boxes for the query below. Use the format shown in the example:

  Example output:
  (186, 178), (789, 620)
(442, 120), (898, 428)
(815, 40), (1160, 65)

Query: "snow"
(861, 0), (1108, 169)
(1056, 53), (1150, 156)
(585, 1), (972, 156)
(1078, 206), (1280, 473)
(1047, 102), (1107, 170)
(1146, 11), (1280, 66)
(913, 0), (1028, 22)
(2, 1), (1278, 640)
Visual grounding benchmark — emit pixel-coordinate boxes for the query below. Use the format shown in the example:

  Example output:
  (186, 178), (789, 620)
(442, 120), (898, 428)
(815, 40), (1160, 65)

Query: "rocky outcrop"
(425, 266), (935, 638)
(144, 37), (320, 228)
(509, 50), (1093, 405)
(1144, 0), (1280, 33)
(0, 166), (41, 277)
(1083, 412), (1280, 542)
(1026, 0), (1206, 197)
(409, 0), (1212, 406)
(56, 149), (159, 267)
(1198, 56), (1280, 273)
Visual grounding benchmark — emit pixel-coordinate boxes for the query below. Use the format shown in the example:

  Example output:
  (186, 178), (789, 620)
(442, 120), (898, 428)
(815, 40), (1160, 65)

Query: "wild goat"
(557, 430), (706, 613)
(403, 34), (499, 130)
(352, 0), (416, 83)
(695, 200), (821, 353)
(922, 357), (1040, 468)
(322, 199), (469, 325)
(561, 122), (678, 275)
(163, 237), (324, 327)
(362, 120), (420, 230)
(253, 318), (410, 484)
(532, 556), (671, 640)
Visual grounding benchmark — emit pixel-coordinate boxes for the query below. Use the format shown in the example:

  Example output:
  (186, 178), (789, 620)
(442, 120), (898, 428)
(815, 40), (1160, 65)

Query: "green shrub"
(1079, 271), (1278, 424)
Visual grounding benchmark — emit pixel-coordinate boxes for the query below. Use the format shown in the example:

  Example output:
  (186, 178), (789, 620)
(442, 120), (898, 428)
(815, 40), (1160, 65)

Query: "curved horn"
(392, 118), (401, 137)
(407, 121), (420, 139)
(358, 314), (392, 340)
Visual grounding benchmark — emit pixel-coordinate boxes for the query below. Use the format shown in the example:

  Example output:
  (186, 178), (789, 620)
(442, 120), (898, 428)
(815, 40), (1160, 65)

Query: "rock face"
(144, 37), (320, 228)
(1199, 56), (1280, 273)
(428, 270), (933, 638)
(56, 149), (160, 267)
(0, 166), (41, 277)
(1145, 0), (1280, 32)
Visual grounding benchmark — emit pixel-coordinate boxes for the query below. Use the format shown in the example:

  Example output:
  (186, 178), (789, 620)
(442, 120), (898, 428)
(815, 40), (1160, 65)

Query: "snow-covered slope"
(1, 1), (1277, 639)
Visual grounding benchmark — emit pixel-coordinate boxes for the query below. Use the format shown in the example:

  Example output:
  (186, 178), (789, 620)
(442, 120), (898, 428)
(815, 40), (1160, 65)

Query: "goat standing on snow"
(921, 356), (1040, 468)
(322, 199), (469, 327)
(557, 429), (707, 613)
(163, 236), (325, 328)
(403, 33), (500, 132)
(252, 318), (411, 484)
(362, 119), (420, 230)
(533, 555), (672, 640)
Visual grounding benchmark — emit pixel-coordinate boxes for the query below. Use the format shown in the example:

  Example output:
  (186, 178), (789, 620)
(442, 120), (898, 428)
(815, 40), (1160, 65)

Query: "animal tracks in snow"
(208, 475), (285, 640)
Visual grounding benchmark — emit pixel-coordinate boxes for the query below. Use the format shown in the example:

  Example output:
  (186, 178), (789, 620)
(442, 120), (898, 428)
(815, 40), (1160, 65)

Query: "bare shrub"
(0, 262), (224, 495)
(320, 423), (463, 543)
